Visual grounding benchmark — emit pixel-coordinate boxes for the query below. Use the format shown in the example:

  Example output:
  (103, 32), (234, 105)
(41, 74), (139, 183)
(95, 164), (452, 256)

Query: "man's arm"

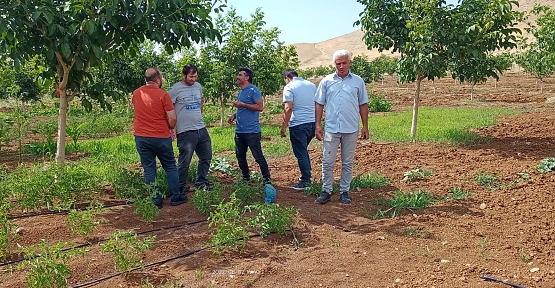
(166, 110), (177, 129)
(315, 103), (325, 141)
(359, 103), (369, 139)
(281, 102), (293, 137)
(234, 99), (264, 112)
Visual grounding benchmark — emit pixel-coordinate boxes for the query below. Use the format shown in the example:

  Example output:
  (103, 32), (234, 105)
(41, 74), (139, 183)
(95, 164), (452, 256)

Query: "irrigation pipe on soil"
(71, 233), (264, 288)
(8, 201), (132, 220)
(0, 219), (207, 268)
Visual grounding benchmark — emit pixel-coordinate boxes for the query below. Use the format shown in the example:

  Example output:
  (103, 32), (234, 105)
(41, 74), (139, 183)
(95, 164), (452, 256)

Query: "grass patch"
(368, 107), (519, 145)
(374, 189), (437, 219)
(350, 171), (389, 190)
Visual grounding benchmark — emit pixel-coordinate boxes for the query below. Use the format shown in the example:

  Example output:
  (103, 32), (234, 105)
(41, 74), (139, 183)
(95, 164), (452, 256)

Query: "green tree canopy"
(0, 0), (225, 165)
(356, 0), (522, 138)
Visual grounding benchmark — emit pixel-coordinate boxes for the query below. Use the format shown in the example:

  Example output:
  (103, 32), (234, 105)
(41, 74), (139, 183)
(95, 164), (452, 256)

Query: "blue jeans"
(235, 132), (270, 182)
(134, 136), (182, 205)
(289, 122), (315, 183)
(177, 127), (212, 190)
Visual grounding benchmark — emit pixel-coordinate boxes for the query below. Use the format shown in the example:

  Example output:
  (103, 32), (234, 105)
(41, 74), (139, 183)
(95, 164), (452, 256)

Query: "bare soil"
(2, 73), (555, 288)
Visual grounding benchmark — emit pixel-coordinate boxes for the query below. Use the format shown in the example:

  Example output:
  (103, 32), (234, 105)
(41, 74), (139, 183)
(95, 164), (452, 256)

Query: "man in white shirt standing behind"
(169, 64), (213, 193)
(280, 68), (317, 190)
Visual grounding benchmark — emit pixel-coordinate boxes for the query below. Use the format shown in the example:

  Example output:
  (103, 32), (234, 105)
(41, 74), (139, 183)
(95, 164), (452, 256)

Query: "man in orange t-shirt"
(132, 68), (188, 209)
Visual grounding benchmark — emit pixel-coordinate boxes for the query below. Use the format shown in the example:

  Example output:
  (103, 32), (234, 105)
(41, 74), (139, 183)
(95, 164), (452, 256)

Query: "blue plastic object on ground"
(264, 183), (276, 203)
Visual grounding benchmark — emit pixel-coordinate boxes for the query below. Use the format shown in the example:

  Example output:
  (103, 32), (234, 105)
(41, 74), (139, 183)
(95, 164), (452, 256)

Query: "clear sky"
(224, 0), (459, 45)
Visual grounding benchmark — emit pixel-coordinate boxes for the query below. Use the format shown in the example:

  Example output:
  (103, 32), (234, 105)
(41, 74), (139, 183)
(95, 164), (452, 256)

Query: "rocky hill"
(293, 0), (554, 69)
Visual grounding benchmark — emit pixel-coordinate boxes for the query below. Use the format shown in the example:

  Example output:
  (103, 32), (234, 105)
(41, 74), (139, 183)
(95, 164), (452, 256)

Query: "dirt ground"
(2, 73), (555, 288)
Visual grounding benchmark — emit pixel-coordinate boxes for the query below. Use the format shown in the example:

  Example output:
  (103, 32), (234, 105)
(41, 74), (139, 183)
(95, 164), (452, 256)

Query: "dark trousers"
(289, 122), (315, 183)
(134, 136), (181, 205)
(234, 132), (270, 182)
(177, 127), (212, 190)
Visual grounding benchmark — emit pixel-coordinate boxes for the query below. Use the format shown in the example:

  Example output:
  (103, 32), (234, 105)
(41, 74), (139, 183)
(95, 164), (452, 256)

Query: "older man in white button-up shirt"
(314, 49), (369, 205)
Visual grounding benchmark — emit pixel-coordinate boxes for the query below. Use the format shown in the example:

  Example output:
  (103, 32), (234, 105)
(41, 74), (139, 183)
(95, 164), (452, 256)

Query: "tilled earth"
(2, 73), (555, 288)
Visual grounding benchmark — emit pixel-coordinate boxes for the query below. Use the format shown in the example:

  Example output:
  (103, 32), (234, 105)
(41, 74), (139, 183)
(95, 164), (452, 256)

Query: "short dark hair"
(144, 68), (161, 83)
(283, 68), (298, 79)
(182, 64), (198, 76)
(238, 67), (254, 83)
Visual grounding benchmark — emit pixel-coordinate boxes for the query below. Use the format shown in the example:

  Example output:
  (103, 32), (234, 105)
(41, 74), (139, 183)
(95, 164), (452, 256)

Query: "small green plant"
(405, 227), (430, 238)
(402, 168), (434, 182)
(360, 205), (372, 218)
(209, 157), (234, 175)
(519, 247), (530, 263)
(233, 181), (264, 205)
(368, 92), (393, 112)
(478, 237), (490, 260)
(17, 240), (86, 288)
(475, 172), (505, 190)
(535, 157), (555, 173)
(374, 189), (437, 218)
(0, 201), (19, 260)
(249, 171), (262, 183)
(101, 230), (155, 273)
(445, 187), (473, 200)
(331, 238), (341, 247)
(246, 203), (299, 238)
(205, 193), (250, 255)
(66, 200), (104, 237)
(350, 171), (389, 190)
(191, 183), (224, 214)
(245, 279), (255, 287)
(194, 267), (204, 280)
(66, 122), (85, 150)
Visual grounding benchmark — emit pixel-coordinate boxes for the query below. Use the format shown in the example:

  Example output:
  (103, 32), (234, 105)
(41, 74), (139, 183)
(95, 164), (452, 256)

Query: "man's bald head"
(145, 68), (162, 83)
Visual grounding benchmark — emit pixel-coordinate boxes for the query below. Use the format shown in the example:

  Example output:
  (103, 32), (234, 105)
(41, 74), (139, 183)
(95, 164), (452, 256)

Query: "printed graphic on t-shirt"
(176, 93), (201, 110)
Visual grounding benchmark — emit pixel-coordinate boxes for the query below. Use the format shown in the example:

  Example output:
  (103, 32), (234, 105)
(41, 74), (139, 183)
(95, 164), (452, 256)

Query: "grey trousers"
(321, 131), (358, 194)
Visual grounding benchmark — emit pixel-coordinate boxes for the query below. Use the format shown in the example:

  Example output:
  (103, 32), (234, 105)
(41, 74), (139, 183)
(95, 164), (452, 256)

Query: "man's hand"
(315, 125), (324, 141)
(360, 127), (369, 140)
(233, 101), (244, 108)
(280, 126), (287, 138)
(170, 129), (177, 141)
(227, 113), (236, 124)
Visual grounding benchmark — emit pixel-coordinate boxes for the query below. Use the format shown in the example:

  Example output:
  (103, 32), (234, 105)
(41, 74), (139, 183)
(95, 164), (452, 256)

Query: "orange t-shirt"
(132, 85), (175, 138)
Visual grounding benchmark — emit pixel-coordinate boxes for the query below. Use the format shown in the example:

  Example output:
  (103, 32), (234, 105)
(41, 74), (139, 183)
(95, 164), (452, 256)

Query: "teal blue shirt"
(315, 71), (368, 134)
(236, 84), (262, 133)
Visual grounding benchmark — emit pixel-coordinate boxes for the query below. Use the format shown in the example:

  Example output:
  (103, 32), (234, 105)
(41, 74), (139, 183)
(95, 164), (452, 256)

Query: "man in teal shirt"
(227, 67), (272, 185)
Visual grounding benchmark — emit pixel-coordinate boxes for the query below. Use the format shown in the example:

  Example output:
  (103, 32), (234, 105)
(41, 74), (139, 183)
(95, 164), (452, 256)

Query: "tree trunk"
(56, 89), (68, 166)
(471, 84), (475, 101)
(126, 94), (132, 114)
(541, 79), (544, 94)
(411, 73), (424, 139)
(432, 80), (436, 94)
(220, 98), (225, 128)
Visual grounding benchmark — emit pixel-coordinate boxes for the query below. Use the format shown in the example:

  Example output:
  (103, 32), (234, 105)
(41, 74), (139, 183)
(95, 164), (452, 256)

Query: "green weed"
(191, 184), (224, 214)
(101, 230), (155, 273)
(246, 203), (298, 238)
(368, 92), (393, 112)
(519, 247), (530, 263)
(402, 168), (433, 182)
(233, 181), (264, 205)
(475, 172), (505, 190)
(535, 157), (555, 173)
(445, 187), (473, 200)
(205, 193), (250, 255)
(17, 240), (87, 288)
(374, 190), (437, 218)
(66, 200), (104, 237)
(350, 171), (389, 189)
(405, 227), (430, 238)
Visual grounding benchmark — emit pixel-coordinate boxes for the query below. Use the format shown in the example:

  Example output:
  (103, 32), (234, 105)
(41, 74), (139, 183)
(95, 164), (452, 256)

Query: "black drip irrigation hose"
(71, 232), (264, 288)
(7, 201), (133, 220)
(479, 275), (526, 288)
(0, 219), (207, 268)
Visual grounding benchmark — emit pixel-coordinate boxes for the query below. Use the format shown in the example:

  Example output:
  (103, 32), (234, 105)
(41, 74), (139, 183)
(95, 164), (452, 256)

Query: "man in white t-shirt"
(280, 68), (317, 190)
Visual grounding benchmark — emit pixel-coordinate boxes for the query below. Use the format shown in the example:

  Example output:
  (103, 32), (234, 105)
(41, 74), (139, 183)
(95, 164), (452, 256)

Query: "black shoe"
(340, 192), (352, 204)
(195, 182), (214, 191)
(263, 178), (272, 185)
(291, 181), (310, 190)
(170, 194), (188, 206)
(316, 191), (331, 204)
(182, 185), (195, 193)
